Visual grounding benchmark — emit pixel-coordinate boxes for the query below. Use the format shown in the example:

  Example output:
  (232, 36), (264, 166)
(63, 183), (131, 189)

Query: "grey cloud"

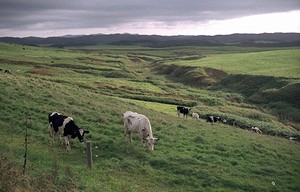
(0, 0), (299, 35)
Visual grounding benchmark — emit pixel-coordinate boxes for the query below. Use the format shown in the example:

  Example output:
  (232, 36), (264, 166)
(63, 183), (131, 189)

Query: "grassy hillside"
(169, 48), (300, 78)
(0, 43), (299, 191)
(151, 46), (300, 128)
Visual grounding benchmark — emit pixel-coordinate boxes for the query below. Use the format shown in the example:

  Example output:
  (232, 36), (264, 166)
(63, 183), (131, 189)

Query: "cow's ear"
(84, 131), (90, 134)
(154, 137), (159, 142)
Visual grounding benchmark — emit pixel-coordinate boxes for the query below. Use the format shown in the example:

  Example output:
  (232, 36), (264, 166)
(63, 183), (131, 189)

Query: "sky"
(0, 0), (300, 37)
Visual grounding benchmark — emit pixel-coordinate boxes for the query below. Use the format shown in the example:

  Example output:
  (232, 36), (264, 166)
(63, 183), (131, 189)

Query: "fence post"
(86, 141), (93, 170)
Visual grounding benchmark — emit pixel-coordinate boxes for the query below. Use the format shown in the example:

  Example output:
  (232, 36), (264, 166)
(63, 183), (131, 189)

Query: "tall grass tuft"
(0, 152), (30, 191)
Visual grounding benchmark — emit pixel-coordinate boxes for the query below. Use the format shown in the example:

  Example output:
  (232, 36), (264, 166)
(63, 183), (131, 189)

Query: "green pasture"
(169, 48), (300, 78)
(0, 42), (300, 191)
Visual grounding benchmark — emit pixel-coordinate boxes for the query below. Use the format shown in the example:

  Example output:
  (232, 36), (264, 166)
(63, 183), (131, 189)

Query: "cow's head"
(146, 136), (159, 151)
(77, 128), (90, 143)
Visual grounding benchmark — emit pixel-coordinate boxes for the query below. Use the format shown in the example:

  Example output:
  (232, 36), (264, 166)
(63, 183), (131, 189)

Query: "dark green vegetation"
(0, 42), (299, 191)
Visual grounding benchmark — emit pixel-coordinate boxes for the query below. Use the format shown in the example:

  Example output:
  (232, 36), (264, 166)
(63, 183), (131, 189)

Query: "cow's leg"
(57, 126), (64, 146)
(124, 121), (127, 136)
(124, 129), (129, 142)
(49, 125), (53, 137)
(124, 127), (128, 138)
(124, 120), (130, 141)
(49, 123), (56, 146)
(140, 133), (144, 146)
(50, 127), (55, 145)
(59, 134), (63, 146)
(129, 132), (133, 143)
(68, 135), (72, 149)
(64, 136), (71, 152)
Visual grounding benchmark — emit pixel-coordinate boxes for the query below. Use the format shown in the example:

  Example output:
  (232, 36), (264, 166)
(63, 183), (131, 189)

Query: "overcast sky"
(0, 0), (299, 37)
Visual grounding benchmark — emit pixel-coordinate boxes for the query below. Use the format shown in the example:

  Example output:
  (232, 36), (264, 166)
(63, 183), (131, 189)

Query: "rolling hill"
(0, 42), (299, 191)
(0, 33), (300, 47)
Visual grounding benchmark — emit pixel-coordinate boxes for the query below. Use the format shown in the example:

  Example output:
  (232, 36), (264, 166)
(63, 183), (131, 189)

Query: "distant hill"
(0, 33), (300, 47)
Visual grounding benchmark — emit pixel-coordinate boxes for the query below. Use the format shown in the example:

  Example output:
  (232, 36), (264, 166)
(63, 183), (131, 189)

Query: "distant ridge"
(0, 33), (300, 47)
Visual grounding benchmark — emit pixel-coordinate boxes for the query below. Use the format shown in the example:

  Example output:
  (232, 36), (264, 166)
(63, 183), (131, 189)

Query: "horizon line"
(1, 32), (300, 39)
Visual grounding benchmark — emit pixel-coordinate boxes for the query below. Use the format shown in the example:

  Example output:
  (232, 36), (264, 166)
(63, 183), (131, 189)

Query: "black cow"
(48, 112), (89, 151)
(177, 106), (191, 119)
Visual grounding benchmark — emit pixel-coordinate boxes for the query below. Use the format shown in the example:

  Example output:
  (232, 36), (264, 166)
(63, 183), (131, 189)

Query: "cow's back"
(62, 117), (75, 136)
(50, 113), (68, 132)
(124, 111), (151, 134)
(124, 114), (142, 133)
(49, 112), (60, 124)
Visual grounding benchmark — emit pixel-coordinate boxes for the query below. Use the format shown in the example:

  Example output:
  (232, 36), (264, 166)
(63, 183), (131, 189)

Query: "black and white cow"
(206, 115), (220, 123)
(48, 112), (89, 151)
(251, 126), (262, 134)
(177, 106), (191, 119)
(4, 69), (11, 74)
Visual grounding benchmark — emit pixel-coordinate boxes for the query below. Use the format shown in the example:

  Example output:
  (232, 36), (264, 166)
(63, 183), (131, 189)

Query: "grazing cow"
(206, 115), (214, 123)
(4, 69), (11, 74)
(214, 116), (221, 123)
(289, 137), (298, 141)
(123, 111), (158, 151)
(251, 126), (262, 134)
(48, 112), (89, 151)
(206, 115), (220, 123)
(192, 112), (199, 120)
(222, 118), (227, 124)
(177, 106), (191, 119)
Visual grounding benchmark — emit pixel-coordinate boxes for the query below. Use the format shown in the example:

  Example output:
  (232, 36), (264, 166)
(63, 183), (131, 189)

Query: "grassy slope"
(152, 46), (300, 127)
(168, 48), (300, 78)
(0, 43), (300, 191)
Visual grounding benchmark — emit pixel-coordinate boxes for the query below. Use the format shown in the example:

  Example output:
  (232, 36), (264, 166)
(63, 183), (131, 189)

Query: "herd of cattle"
(177, 105), (264, 133)
(0, 68), (12, 74)
(177, 105), (226, 123)
(49, 105), (267, 152)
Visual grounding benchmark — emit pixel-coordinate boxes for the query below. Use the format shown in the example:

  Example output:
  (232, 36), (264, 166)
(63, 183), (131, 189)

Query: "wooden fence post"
(86, 141), (93, 169)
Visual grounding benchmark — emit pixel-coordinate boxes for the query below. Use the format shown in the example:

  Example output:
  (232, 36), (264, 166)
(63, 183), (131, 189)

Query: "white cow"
(123, 111), (158, 151)
(192, 112), (199, 120)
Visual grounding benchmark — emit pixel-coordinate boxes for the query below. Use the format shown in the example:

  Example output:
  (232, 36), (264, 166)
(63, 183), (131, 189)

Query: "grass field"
(168, 48), (300, 78)
(0, 42), (300, 191)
